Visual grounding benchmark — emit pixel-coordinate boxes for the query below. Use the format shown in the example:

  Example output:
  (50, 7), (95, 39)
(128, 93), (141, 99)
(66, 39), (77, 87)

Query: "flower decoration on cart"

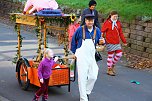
(70, 13), (77, 22)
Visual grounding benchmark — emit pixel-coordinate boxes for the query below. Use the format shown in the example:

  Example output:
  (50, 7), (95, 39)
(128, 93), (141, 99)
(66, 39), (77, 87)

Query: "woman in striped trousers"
(101, 11), (127, 76)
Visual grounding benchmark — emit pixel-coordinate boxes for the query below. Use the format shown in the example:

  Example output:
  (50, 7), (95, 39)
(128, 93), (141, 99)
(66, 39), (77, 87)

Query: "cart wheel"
(17, 60), (30, 90)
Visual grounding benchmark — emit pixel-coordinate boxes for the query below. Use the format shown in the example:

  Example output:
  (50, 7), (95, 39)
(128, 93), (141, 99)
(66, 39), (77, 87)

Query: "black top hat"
(84, 14), (95, 19)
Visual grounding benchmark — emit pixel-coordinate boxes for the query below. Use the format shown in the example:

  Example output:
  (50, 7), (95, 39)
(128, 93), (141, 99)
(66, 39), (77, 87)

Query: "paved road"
(0, 23), (152, 101)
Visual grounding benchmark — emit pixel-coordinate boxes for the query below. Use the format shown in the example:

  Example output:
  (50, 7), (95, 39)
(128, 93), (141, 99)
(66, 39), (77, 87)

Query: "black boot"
(32, 95), (39, 101)
(42, 96), (47, 101)
(87, 94), (89, 101)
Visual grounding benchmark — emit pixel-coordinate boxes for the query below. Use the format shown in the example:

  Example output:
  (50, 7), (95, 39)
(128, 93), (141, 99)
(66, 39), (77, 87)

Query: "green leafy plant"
(12, 23), (24, 64)
(56, 0), (152, 21)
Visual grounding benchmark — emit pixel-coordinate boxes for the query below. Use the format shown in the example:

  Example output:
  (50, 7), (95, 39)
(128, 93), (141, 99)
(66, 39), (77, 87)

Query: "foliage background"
(8, 0), (152, 20)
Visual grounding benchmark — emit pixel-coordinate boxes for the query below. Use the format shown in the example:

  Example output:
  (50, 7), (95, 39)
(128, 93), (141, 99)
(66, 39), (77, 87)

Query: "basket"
(49, 64), (70, 86)
(96, 45), (105, 52)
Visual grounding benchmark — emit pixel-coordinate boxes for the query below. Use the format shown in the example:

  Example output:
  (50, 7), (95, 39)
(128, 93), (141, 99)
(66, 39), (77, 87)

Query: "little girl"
(101, 11), (127, 76)
(68, 17), (80, 49)
(33, 48), (58, 101)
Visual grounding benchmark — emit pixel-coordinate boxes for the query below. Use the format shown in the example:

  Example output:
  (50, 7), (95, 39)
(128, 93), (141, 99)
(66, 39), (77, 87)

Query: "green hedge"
(9, 0), (152, 20)
(57, 0), (152, 20)
(7, 0), (25, 2)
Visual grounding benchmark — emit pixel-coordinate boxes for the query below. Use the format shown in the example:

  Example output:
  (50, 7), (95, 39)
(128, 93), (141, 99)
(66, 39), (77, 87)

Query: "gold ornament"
(70, 13), (76, 22)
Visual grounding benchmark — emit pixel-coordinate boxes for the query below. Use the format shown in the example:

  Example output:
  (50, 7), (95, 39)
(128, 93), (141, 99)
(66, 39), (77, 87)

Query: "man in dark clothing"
(81, 0), (101, 29)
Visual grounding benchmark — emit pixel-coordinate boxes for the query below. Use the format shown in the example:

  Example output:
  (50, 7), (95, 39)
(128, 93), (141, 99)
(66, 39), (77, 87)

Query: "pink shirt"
(68, 23), (80, 49)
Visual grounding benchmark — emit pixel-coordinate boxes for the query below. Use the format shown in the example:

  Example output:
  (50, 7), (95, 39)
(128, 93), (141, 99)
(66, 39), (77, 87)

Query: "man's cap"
(89, 0), (97, 7)
(84, 14), (95, 19)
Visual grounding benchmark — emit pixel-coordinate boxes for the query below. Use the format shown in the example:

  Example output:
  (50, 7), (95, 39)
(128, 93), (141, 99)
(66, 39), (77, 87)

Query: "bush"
(57, 0), (152, 21)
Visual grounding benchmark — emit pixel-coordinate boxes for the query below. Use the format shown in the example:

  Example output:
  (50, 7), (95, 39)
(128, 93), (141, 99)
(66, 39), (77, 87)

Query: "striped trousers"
(107, 50), (122, 68)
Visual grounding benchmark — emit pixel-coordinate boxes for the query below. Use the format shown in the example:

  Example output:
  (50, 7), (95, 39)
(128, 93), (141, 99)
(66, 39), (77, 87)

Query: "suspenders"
(82, 26), (96, 41)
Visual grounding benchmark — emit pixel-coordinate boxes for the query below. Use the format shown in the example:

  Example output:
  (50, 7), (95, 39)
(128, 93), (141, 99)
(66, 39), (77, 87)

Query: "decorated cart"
(10, 13), (77, 92)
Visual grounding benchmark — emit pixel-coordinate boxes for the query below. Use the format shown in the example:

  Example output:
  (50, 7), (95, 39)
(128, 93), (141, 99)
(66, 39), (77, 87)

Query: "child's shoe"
(42, 94), (48, 101)
(32, 94), (39, 101)
(107, 68), (115, 76)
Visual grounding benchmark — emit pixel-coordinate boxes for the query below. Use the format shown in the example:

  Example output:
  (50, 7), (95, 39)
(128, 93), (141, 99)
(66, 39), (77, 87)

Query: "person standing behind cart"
(101, 11), (127, 76)
(71, 14), (102, 101)
(68, 17), (81, 49)
(81, 0), (101, 29)
(32, 48), (58, 101)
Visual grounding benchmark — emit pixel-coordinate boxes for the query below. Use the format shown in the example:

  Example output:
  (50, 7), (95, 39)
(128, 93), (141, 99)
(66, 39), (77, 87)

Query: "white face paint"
(85, 19), (94, 28)
(111, 14), (118, 21)
(47, 50), (54, 58)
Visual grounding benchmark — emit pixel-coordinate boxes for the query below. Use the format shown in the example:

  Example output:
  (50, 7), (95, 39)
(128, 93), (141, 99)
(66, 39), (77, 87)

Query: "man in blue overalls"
(71, 14), (102, 101)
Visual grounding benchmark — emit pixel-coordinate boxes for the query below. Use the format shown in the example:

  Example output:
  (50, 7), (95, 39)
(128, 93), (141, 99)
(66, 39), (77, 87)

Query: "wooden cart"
(11, 13), (76, 92)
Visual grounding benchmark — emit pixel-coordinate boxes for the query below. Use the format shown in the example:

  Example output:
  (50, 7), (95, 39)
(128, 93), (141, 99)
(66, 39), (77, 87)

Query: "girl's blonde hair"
(43, 48), (53, 58)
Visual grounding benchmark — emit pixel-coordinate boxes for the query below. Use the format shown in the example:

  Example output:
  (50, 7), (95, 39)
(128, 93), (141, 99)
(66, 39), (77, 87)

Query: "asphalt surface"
(0, 22), (152, 101)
